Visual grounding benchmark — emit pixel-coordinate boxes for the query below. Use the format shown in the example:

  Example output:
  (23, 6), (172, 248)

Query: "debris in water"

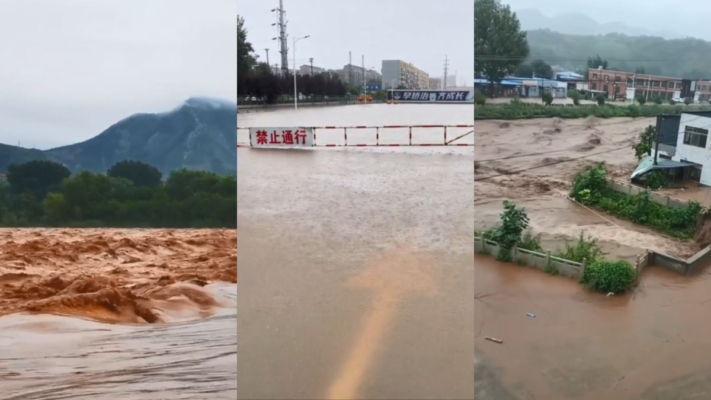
(527, 313), (536, 318)
(485, 337), (503, 344)
(607, 292), (614, 297)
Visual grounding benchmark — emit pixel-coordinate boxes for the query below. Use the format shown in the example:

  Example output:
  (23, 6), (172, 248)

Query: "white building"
(668, 112), (711, 184)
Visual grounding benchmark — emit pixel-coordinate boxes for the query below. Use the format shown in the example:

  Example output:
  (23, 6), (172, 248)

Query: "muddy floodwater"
(0, 229), (237, 399)
(238, 104), (474, 399)
(475, 255), (711, 400)
(475, 117), (699, 259)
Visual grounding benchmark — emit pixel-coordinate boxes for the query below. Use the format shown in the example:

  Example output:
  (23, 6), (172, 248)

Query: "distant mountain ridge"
(0, 97), (236, 176)
(515, 8), (682, 39)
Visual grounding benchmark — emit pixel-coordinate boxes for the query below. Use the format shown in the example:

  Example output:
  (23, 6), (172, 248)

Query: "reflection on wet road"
(238, 104), (474, 399)
(1, 284), (236, 400)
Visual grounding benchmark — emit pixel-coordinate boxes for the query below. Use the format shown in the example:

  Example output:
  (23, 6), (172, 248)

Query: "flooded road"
(475, 255), (711, 400)
(0, 229), (237, 399)
(237, 104), (474, 399)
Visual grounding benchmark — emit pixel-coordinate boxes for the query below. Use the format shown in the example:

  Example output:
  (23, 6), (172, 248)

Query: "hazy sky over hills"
(504, 0), (705, 39)
(238, 0), (474, 84)
(0, 0), (235, 149)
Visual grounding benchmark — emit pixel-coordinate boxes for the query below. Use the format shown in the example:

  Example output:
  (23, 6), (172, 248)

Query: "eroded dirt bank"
(0, 228), (236, 324)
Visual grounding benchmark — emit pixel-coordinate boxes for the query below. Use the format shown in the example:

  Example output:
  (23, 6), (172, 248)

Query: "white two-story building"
(669, 111), (711, 185)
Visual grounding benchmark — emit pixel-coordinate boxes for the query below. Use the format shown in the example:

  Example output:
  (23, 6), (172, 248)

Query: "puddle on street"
(238, 104), (474, 399)
(475, 255), (711, 400)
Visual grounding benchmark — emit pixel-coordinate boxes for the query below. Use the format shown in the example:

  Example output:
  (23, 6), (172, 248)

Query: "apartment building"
(298, 64), (326, 76)
(428, 77), (443, 90)
(587, 68), (692, 101)
(382, 60), (430, 89)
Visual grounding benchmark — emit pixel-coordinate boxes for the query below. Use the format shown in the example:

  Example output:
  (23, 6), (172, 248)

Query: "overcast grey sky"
(0, 0), (235, 150)
(238, 0), (474, 84)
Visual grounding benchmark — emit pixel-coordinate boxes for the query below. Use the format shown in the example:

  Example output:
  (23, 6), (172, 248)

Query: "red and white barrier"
(237, 125), (473, 148)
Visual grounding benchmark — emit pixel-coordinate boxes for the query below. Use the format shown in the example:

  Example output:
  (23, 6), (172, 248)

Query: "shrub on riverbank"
(580, 260), (636, 293)
(474, 102), (711, 120)
(570, 164), (702, 238)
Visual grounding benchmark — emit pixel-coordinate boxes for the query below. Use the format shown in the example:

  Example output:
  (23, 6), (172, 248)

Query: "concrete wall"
(474, 237), (584, 279)
(673, 113), (711, 186)
(606, 181), (690, 208)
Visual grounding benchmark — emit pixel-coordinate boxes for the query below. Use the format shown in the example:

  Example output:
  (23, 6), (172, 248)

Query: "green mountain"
(0, 97), (236, 176)
(526, 29), (711, 78)
(0, 143), (53, 172)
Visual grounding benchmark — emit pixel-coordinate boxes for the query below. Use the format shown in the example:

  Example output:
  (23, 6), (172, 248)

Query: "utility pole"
(362, 54), (366, 94)
(309, 57), (313, 75)
(348, 51), (352, 87)
(272, 0), (289, 75)
(264, 48), (270, 66)
(443, 55), (449, 90)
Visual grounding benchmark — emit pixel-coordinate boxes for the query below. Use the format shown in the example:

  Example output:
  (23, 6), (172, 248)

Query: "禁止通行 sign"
(249, 128), (314, 148)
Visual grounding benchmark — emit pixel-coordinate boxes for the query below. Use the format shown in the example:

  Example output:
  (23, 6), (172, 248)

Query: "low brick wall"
(606, 181), (690, 209)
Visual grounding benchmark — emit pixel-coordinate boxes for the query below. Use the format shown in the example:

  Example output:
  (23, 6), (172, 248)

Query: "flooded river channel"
(476, 255), (711, 400)
(238, 104), (474, 399)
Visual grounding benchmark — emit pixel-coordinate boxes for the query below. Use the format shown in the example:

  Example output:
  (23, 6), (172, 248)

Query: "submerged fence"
(236, 125), (474, 148)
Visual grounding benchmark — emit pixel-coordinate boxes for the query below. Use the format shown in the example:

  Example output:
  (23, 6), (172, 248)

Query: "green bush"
(669, 99), (677, 105)
(473, 102), (711, 120)
(684, 97), (693, 105)
(633, 125), (656, 160)
(646, 170), (670, 190)
(570, 164), (702, 238)
(636, 95), (647, 105)
(596, 93), (606, 106)
(489, 200), (531, 262)
(653, 95), (663, 105)
(542, 91), (554, 106)
(555, 231), (605, 264)
(569, 89), (581, 106)
(580, 260), (636, 293)
(474, 90), (487, 106)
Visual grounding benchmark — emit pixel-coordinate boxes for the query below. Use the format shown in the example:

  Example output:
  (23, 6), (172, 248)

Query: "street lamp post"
(293, 35), (310, 110)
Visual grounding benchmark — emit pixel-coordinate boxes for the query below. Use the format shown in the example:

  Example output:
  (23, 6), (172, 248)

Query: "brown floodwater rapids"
(238, 103), (474, 399)
(0, 228), (237, 399)
(475, 255), (711, 400)
(475, 117), (700, 259)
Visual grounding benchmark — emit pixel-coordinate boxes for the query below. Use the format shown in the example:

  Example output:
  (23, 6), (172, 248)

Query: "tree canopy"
(7, 160), (70, 200)
(514, 59), (554, 78)
(527, 29), (711, 78)
(0, 160), (235, 228)
(474, 0), (529, 91)
(107, 160), (162, 188)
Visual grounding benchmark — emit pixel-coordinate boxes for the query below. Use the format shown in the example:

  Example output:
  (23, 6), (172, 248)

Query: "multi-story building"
(585, 68), (711, 101)
(332, 64), (381, 87)
(381, 60), (430, 89)
(299, 64), (326, 76)
(428, 77), (443, 90)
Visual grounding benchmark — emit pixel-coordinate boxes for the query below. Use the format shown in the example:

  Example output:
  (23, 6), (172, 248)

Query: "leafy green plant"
(489, 200), (531, 262)
(684, 97), (693, 105)
(542, 91), (554, 106)
(544, 263), (559, 275)
(510, 96), (523, 106)
(653, 95), (663, 105)
(596, 93), (606, 106)
(569, 89), (581, 106)
(518, 229), (543, 251)
(669, 99), (677, 105)
(555, 231), (604, 264)
(636, 95), (647, 105)
(569, 164), (702, 238)
(474, 90), (487, 106)
(633, 125), (656, 160)
(646, 170), (670, 190)
(580, 260), (636, 293)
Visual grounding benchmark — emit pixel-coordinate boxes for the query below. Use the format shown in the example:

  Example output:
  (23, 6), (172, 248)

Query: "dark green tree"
(474, 0), (529, 96)
(237, 15), (257, 96)
(107, 160), (162, 188)
(513, 63), (534, 77)
(587, 55), (608, 70)
(6, 160), (70, 200)
(530, 59), (554, 79)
